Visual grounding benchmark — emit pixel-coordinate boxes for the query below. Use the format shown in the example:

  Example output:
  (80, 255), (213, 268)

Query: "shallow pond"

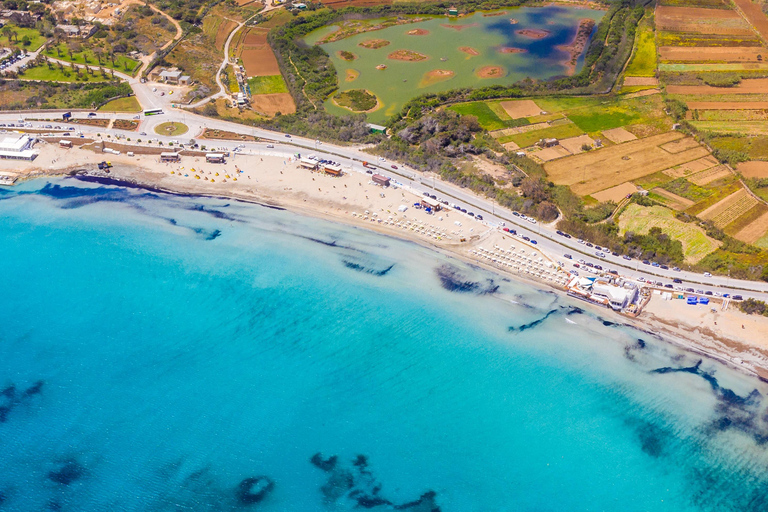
(304, 6), (605, 123)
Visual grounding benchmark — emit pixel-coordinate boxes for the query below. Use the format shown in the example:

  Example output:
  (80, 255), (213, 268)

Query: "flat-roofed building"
(0, 134), (37, 160)
(420, 196), (442, 210)
(372, 174), (390, 187)
(205, 153), (225, 163)
(299, 157), (318, 170)
(160, 152), (180, 162)
(323, 163), (342, 176)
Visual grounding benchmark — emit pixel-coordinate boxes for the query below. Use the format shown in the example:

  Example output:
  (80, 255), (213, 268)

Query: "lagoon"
(305, 6), (605, 123)
(1, 178), (767, 510)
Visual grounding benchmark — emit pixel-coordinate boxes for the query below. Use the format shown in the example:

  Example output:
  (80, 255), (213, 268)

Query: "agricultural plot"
(697, 187), (758, 228)
(689, 164), (731, 185)
(559, 134), (595, 154)
(739, 161), (768, 178)
(660, 63), (768, 72)
(503, 122), (584, 148)
(656, 6), (753, 36)
(592, 182), (639, 203)
(659, 46), (766, 62)
(237, 28), (280, 77)
(601, 127), (637, 143)
(732, 0), (768, 43)
(662, 155), (719, 178)
(531, 146), (572, 162)
(733, 207), (768, 244)
(690, 121), (768, 135)
(203, 15), (239, 52)
(687, 102), (768, 110)
(500, 100), (543, 119)
(624, 16), (657, 77)
(623, 77), (659, 86)
(657, 32), (762, 47)
(544, 132), (710, 196)
(710, 136), (768, 159)
(651, 187), (695, 210)
(667, 79), (768, 95)
(660, 137), (702, 154)
(617, 204), (721, 263)
(449, 101), (525, 131)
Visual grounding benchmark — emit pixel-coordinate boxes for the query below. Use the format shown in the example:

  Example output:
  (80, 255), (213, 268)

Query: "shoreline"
(7, 145), (768, 381)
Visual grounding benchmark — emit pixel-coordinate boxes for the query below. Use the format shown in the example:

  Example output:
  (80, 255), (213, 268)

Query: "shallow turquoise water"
(1, 178), (767, 511)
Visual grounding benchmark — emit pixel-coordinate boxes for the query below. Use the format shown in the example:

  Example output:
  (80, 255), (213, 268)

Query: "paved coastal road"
(5, 109), (768, 301)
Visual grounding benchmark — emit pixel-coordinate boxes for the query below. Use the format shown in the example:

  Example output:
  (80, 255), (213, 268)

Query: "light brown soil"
(440, 23), (479, 31)
(419, 69), (455, 87)
(500, 99), (542, 119)
(476, 65), (505, 78)
(689, 165), (731, 186)
(533, 146), (571, 162)
(668, 78), (768, 95)
(733, 0), (768, 43)
(498, 47), (527, 54)
(201, 128), (258, 141)
(459, 46), (480, 56)
(240, 46), (280, 76)
(659, 46), (766, 62)
(592, 182), (640, 203)
(663, 156), (719, 178)
(216, 20), (238, 51)
(623, 77), (658, 86)
(739, 160), (768, 178)
(651, 187), (695, 210)
(250, 93), (296, 116)
(243, 29), (268, 45)
(688, 101), (768, 110)
(601, 127), (638, 144)
(113, 120), (139, 131)
(516, 28), (551, 39)
(559, 134), (595, 154)
(359, 39), (390, 49)
(660, 137), (701, 154)
(387, 49), (428, 61)
(544, 132), (711, 196)
(656, 5), (752, 35)
(734, 209), (768, 243)
(406, 28), (429, 36)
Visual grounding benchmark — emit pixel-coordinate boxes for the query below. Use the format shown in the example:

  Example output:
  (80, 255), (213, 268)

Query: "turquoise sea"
(1, 177), (768, 511)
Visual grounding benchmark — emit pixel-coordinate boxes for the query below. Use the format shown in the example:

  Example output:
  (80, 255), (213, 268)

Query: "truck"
(62, 111), (72, 121)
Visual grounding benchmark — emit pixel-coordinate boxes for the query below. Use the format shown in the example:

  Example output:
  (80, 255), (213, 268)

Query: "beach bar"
(420, 196), (442, 211)
(205, 153), (225, 163)
(299, 158), (318, 170)
(160, 152), (180, 162)
(372, 174), (390, 187)
(323, 163), (342, 176)
(0, 134), (37, 160)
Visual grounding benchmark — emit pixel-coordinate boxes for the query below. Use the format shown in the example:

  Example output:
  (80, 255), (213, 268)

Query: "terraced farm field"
(656, 5), (753, 35)
(617, 204), (721, 263)
(698, 188), (758, 227)
(544, 132), (710, 196)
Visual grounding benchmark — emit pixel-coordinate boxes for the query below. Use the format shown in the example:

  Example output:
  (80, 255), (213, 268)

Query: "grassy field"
(44, 44), (140, 76)
(618, 204), (721, 263)
(624, 16), (657, 77)
(503, 123), (584, 148)
(154, 122), (189, 136)
(0, 25), (47, 51)
(98, 96), (142, 112)
(0, 80), (132, 110)
(248, 75), (289, 95)
(19, 64), (111, 82)
(685, 180), (741, 215)
(334, 89), (378, 112)
(691, 121), (768, 135)
(709, 135), (768, 159)
(448, 101), (528, 131)
(659, 177), (713, 202)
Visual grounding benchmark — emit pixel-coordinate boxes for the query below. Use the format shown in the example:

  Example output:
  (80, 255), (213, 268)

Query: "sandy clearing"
(251, 93), (296, 116)
(601, 127), (637, 144)
(533, 145), (571, 162)
(623, 77), (658, 86)
(499, 99), (542, 119)
(651, 187), (695, 210)
(668, 79), (768, 95)
(659, 46), (766, 62)
(592, 182), (638, 203)
(559, 134), (595, 154)
(738, 160), (768, 178)
(735, 209), (768, 243)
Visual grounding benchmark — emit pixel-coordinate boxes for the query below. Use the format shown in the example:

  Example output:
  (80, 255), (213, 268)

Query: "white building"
(591, 282), (637, 311)
(0, 134), (37, 160)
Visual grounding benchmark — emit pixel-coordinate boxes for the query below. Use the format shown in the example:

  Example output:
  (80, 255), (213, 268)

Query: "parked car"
(391, 165), (398, 169)
(623, 255), (631, 261)
(585, 242), (593, 248)
(732, 295), (743, 301)
(531, 240), (537, 245)
(563, 254), (572, 259)
(703, 272), (712, 277)
(665, 284), (673, 289)
(673, 278), (683, 283)
(673, 267), (681, 272)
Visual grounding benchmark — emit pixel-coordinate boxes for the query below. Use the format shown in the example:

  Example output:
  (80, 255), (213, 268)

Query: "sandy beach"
(7, 141), (768, 380)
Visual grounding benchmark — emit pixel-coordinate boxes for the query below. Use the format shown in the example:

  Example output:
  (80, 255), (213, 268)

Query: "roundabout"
(154, 122), (189, 137)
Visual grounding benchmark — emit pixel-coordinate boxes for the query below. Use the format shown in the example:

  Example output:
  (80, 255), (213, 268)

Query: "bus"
(143, 109), (164, 116)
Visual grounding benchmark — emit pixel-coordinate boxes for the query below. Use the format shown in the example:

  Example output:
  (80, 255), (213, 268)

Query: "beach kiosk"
(299, 157), (318, 170)
(205, 153), (225, 163)
(323, 163), (342, 176)
(372, 174), (390, 187)
(160, 152), (180, 162)
(420, 196), (442, 211)
(59, 139), (72, 148)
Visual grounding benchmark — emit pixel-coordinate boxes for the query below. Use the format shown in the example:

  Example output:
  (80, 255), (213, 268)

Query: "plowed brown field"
(656, 5), (752, 35)
(732, 0), (768, 42)
(687, 102), (768, 110)
(668, 78), (768, 95)
(659, 46), (766, 62)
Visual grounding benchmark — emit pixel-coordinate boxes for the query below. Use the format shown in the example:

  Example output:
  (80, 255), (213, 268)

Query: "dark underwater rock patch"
(188, 204), (240, 222)
(1, 380), (44, 423)
(436, 264), (498, 294)
(311, 454), (440, 510)
(342, 260), (395, 276)
(510, 309), (558, 332)
(48, 459), (84, 486)
(236, 476), (274, 505)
